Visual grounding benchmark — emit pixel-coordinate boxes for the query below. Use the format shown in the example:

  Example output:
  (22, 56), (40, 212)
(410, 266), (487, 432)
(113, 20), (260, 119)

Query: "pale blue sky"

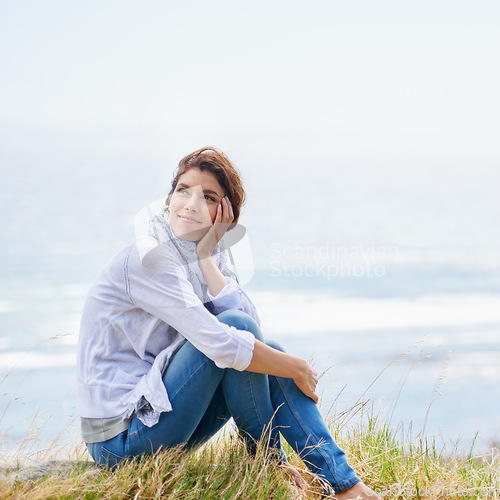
(2, 1), (499, 152)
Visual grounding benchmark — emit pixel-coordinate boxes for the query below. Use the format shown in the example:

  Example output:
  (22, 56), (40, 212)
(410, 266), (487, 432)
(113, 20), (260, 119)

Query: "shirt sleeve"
(206, 277), (261, 326)
(125, 241), (255, 371)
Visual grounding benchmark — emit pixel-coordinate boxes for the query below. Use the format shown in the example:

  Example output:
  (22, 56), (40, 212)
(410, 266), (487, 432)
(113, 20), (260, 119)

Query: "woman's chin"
(172, 227), (207, 243)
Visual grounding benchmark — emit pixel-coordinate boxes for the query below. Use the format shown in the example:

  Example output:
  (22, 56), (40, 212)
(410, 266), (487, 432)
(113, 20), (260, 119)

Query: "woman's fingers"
(213, 197), (234, 243)
(197, 198), (235, 257)
(309, 369), (319, 403)
(225, 196), (234, 221)
(307, 384), (319, 403)
(221, 197), (234, 225)
(294, 364), (319, 404)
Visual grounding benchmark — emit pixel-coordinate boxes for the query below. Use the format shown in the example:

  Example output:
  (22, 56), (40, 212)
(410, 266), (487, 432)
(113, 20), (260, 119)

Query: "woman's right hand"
(293, 359), (319, 404)
(196, 196), (234, 259)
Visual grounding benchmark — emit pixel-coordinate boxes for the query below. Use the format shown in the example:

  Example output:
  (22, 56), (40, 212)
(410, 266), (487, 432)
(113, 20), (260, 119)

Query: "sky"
(1, 0), (499, 272)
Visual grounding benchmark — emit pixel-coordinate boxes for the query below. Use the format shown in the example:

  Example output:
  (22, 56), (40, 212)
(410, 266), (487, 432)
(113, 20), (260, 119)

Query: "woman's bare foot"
(280, 462), (307, 489)
(333, 481), (381, 499)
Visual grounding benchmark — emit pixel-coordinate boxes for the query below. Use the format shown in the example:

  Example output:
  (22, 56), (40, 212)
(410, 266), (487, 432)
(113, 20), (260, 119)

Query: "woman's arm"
(196, 197), (234, 297)
(246, 340), (319, 403)
(197, 255), (228, 297)
(196, 199), (260, 326)
(196, 198), (318, 402)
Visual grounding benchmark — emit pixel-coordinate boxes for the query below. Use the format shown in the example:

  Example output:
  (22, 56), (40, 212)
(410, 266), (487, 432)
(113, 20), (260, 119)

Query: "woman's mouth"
(178, 214), (201, 224)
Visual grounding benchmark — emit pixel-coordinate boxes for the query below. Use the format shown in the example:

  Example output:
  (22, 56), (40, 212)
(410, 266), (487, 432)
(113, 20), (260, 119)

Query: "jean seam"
(169, 355), (221, 402)
(275, 376), (344, 488)
(228, 371), (265, 442)
(247, 372), (268, 432)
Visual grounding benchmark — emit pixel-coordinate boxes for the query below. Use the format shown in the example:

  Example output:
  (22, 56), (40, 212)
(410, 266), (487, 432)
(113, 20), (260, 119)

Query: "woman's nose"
(184, 194), (203, 212)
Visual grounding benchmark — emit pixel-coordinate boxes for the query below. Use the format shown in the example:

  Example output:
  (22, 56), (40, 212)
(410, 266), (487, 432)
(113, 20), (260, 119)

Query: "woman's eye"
(204, 195), (216, 202)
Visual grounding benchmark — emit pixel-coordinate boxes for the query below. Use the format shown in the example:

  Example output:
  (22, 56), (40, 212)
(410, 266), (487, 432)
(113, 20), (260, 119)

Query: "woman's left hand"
(196, 196), (234, 259)
(293, 360), (319, 404)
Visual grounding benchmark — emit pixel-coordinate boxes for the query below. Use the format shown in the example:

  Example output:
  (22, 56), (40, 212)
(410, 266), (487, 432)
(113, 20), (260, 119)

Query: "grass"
(1, 342), (499, 498)
(0, 405), (499, 499)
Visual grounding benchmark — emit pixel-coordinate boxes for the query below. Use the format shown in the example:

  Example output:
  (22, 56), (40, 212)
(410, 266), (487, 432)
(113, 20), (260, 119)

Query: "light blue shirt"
(77, 232), (258, 443)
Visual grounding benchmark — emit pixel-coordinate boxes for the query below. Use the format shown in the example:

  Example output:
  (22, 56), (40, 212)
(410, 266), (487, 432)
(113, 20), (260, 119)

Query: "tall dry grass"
(1, 342), (499, 498)
(1, 404), (498, 499)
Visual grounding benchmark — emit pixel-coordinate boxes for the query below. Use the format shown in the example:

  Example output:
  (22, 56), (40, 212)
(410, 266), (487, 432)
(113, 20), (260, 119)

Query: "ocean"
(1, 160), (499, 458)
(1, 263), (499, 457)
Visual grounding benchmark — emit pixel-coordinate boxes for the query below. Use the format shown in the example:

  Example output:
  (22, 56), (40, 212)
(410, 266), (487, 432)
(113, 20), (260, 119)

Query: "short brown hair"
(167, 147), (245, 228)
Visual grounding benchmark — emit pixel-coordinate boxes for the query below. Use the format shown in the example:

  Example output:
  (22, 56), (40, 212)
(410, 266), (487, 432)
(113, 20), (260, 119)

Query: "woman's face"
(168, 168), (225, 242)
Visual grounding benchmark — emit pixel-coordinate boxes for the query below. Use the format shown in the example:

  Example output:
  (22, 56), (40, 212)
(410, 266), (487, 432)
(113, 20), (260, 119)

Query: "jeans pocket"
(95, 445), (126, 469)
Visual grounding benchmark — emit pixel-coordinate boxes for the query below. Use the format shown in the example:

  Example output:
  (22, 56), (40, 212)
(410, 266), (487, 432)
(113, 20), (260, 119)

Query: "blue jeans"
(87, 309), (360, 493)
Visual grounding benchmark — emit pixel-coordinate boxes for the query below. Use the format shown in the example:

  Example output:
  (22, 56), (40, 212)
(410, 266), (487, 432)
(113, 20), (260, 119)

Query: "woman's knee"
(217, 309), (263, 341)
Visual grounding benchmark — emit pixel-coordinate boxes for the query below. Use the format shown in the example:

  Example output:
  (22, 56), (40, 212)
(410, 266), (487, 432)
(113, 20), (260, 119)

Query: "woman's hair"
(167, 147), (245, 228)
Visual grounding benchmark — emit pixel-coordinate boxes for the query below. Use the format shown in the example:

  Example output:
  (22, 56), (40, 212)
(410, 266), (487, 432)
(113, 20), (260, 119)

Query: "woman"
(77, 147), (380, 499)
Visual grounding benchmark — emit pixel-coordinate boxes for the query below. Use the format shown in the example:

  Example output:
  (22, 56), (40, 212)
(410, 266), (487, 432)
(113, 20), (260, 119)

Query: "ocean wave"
(0, 351), (76, 372)
(251, 291), (500, 335)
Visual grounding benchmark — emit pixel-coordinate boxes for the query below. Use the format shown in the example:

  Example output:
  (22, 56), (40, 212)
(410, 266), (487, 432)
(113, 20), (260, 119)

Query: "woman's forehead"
(177, 168), (224, 195)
